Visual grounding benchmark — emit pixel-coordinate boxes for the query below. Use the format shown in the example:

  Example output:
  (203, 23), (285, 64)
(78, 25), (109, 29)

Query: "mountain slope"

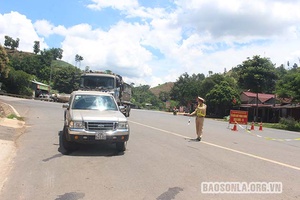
(150, 82), (174, 97)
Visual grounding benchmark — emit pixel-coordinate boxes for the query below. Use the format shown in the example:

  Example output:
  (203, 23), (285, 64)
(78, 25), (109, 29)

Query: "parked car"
(37, 93), (52, 101)
(61, 90), (130, 153)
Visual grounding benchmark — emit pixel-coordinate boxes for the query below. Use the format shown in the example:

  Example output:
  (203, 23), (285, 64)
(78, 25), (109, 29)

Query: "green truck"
(79, 71), (132, 117)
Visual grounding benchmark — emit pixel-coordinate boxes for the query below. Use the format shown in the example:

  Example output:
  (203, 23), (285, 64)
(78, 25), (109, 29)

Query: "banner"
(229, 110), (248, 125)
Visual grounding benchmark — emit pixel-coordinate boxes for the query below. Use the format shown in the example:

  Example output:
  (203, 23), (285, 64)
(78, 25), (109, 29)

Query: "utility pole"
(49, 64), (53, 94)
(256, 92), (258, 122)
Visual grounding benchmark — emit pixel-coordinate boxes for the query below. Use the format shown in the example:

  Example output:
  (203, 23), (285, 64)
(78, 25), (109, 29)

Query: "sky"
(1, 0), (300, 87)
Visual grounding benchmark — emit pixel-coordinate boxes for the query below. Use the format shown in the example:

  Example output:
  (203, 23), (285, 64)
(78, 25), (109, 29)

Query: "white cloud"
(61, 21), (153, 79)
(174, 0), (300, 39)
(34, 20), (67, 38)
(1, 0), (300, 87)
(34, 20), (54, 37)
(0, 12), (48, 51)
(87, 0), (139, 11)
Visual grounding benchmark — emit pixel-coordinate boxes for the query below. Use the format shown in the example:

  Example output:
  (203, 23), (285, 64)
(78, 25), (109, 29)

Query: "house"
(240, 92), (275, 105)
(240, 92), (276, 122)
(239, 91), (300, 123)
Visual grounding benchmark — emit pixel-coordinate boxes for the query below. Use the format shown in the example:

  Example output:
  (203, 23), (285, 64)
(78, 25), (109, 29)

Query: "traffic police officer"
(185, 97), (207, 141)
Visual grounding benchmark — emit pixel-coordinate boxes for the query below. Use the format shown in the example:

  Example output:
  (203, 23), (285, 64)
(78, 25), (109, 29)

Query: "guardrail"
(0, 92), (32, 99)
(0, 92), (54, 102)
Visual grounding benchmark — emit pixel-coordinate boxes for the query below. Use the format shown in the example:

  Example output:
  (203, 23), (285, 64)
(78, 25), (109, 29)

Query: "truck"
(79, 71), (132, 117)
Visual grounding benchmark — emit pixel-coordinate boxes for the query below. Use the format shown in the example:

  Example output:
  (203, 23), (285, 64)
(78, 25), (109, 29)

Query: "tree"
(0, 45), (10, 78)
(52, 65), (81, 93)
(4, 36), (19, 50)
(206, 81), (240, 117)
(40, 49), (54, 67)
(4, 36), (12, 48)
(75, 54), (83, 68)
(292, 63), (298, 69)
(1, 67), (34, 95)
(200, 74), (229, 97)
(8, 50), (52, 83)
(33, 41), (40, 54)
(170, 73), (205, 105)
(11, 38), (19, 50)
(276, 68), (300, 103)
(131, 85), (163, 109)
(158, 91), (170, 102)
(48, 48), (63, 60)
(275, 64), (287, 78)
(235, 55), (278, 93)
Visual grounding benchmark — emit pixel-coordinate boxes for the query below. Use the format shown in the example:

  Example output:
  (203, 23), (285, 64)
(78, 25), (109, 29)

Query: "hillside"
(51, 59), (74, 68)
(150, 82), (174, 97)
(5, 48), (34, 57)
(3, 47), (174, 97)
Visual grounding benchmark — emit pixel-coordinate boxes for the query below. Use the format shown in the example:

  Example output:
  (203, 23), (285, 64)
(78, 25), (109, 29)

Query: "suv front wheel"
(116, 141), (127, 152)
(61, 126), (78, 153)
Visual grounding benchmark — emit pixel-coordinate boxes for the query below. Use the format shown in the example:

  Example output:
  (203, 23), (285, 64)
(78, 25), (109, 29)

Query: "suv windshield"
(72, 95), (118, 111)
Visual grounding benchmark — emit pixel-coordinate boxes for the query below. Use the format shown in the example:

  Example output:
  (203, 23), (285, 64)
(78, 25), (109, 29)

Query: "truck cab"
(79, 72), (131, 117)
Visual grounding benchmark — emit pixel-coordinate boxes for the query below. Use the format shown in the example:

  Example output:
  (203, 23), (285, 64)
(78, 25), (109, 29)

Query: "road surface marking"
(235, 122), (300, 141)
(130, 120), (300, 171)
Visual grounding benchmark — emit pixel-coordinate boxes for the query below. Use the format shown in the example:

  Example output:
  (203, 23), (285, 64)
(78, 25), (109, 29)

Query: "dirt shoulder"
(0, 101), (25, 191)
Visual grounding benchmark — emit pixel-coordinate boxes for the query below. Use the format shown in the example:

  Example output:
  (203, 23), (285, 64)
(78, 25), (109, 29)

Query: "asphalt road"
(0, 96), (300, 200)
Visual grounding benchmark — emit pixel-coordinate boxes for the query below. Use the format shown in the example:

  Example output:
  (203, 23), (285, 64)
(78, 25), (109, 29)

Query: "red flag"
(232, 98), (236, 104)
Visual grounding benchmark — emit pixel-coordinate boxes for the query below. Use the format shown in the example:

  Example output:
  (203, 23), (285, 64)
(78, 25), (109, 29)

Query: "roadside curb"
(0, 101), (23, 192)
(0, 101), (21, 118)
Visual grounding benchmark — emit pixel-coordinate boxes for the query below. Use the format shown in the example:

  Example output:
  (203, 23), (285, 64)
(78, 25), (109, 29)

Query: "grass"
(223, 116), (300, 132)
(7, 114), (24, 121)
(263, 123), (300, 132)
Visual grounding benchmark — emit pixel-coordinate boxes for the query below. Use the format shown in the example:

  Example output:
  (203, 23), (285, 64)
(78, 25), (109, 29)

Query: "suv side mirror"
(119, 106), (125, 112)
(62, 104), (69, 109)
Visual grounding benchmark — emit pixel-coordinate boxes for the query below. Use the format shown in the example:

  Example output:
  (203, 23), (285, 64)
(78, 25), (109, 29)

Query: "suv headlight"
(69, 121), (84, 129)
(117, 122), (128, 129)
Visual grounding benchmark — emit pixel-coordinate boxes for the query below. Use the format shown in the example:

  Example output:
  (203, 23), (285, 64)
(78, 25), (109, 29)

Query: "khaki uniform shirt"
(191, 103), (207, 117)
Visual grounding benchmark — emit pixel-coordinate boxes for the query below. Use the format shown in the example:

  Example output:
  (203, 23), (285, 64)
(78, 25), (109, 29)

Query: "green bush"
(279, 117), (300, 131)
(295, 122), (300, 130)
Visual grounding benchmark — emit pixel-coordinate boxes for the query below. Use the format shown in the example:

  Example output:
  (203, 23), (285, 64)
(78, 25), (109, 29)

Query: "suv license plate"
(95, 132), (106, 140)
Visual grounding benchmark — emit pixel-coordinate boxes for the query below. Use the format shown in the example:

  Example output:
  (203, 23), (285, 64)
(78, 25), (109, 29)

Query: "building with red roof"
(239, 91), (300, 123)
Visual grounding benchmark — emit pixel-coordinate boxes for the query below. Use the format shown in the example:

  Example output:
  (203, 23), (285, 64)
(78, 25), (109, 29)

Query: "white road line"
(129, 120), (300, 171)
(130, 120), (190, 139)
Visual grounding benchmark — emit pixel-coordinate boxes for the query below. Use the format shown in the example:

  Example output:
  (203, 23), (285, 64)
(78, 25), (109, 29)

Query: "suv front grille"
(86, 122), (116, 131)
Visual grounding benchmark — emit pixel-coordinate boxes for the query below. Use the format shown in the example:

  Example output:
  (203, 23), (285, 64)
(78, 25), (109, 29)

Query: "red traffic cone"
(259, 122), (263, 131)
(250, 122), (255, 130)
(231, 122), (238, 131)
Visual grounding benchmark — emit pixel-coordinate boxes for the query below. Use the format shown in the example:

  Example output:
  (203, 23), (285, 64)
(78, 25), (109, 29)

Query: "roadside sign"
(229, 110), (248, 125)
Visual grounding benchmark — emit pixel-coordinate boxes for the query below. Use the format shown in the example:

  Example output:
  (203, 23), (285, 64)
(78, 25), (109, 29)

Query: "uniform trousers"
(195, 116), (204, 138)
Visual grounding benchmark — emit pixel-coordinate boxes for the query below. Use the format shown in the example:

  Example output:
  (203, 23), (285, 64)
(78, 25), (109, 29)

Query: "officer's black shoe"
(197, 137), (201, 141)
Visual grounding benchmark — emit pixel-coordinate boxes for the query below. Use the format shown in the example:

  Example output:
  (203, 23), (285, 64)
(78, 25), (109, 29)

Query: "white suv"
(61, 90), (129, 153)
